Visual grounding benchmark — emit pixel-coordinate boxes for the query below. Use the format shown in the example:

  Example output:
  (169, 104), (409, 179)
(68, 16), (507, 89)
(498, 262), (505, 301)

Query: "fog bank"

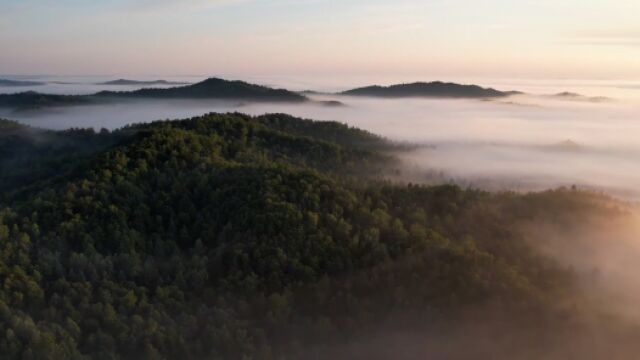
(2, 79), (640, 199)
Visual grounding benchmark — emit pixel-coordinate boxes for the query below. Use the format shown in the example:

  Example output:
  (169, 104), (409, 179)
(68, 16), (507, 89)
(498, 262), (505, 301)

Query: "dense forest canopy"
(0, 113), (637, 359)
(0, 92), (93, 110)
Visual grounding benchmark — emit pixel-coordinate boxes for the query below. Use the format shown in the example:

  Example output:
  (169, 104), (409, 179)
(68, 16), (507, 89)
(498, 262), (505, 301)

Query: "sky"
(1, 0), (640, 80)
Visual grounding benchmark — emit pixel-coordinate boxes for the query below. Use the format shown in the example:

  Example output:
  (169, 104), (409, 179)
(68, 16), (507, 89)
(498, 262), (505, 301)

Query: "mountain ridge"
(96, 77), (307, 101)
(341, 81), (519, 98)
(0, 78), (46, 87)
(0, 77), (308, 110)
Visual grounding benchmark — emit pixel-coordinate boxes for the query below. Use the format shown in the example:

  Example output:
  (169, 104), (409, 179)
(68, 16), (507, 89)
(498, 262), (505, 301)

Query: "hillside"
(97, 77), (306, 101)
(0, 118), (132, 200)
(0, 91), (92, 109)
(0, 78), (307, 110)
(341, 81), (515, 98)
(0, 113), (636, 359)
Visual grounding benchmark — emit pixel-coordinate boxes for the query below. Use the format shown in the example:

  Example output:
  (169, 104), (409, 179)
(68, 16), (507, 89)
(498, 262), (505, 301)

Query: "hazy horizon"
(2, 74), (640, 99)
(2, 0), (640, 79)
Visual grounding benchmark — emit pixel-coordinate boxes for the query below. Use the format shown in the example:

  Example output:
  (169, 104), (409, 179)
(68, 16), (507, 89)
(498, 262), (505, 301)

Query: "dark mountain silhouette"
(96, 77), (307, 101)
(0, 77), (308, 109)
(551, 92), (610, 103)
(341, 81), (517, 98)
(318, 100), (345, 107)
(0, 78), (45, 87)
(0, 91), (91, 109)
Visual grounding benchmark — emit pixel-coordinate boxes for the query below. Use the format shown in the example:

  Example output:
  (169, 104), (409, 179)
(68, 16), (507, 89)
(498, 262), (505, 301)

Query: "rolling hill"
(0, 78), (308, 110)
(341, 81), (517, 98)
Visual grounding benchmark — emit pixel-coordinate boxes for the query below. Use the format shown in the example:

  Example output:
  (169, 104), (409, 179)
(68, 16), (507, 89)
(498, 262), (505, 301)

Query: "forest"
(0, 114), (637, 359)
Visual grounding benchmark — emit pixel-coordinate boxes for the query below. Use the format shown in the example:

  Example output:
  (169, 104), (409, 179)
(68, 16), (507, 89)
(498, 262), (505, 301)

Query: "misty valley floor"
(4, 78), (640, 200)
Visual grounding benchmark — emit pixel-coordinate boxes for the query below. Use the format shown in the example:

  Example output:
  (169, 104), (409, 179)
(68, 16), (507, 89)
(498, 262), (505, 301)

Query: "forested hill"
(0, 91), (92, 109)
(0, 113), (389, 202)
(96, 78), (306, 101)
(0, 113), (635, 359)
(0, 78), (307, 110)
(341, 81), (516, 98)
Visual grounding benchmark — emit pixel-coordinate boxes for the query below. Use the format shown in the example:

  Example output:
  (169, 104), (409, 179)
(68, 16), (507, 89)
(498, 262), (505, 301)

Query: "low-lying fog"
(2, 77), (640, 199)
(0, 75), (200, 95)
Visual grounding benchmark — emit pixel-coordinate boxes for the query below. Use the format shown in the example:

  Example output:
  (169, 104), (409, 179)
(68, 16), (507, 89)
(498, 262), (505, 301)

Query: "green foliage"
(0, 92), (92, 109)
(0, 113), (617, 359)
(0, 124), (130, 201)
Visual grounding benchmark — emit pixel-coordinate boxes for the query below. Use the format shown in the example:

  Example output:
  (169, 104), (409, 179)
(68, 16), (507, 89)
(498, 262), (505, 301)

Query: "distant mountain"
(0, 79), (45, 87)
(341, 81), (516, 98)
(0, 77), (308, 110)
(551, 92), (610, 103)
(96, 77), (307, 102)
(99, 79), (190, 86)
(0, 91), (92, 109)
(318, 100), (345, 107)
